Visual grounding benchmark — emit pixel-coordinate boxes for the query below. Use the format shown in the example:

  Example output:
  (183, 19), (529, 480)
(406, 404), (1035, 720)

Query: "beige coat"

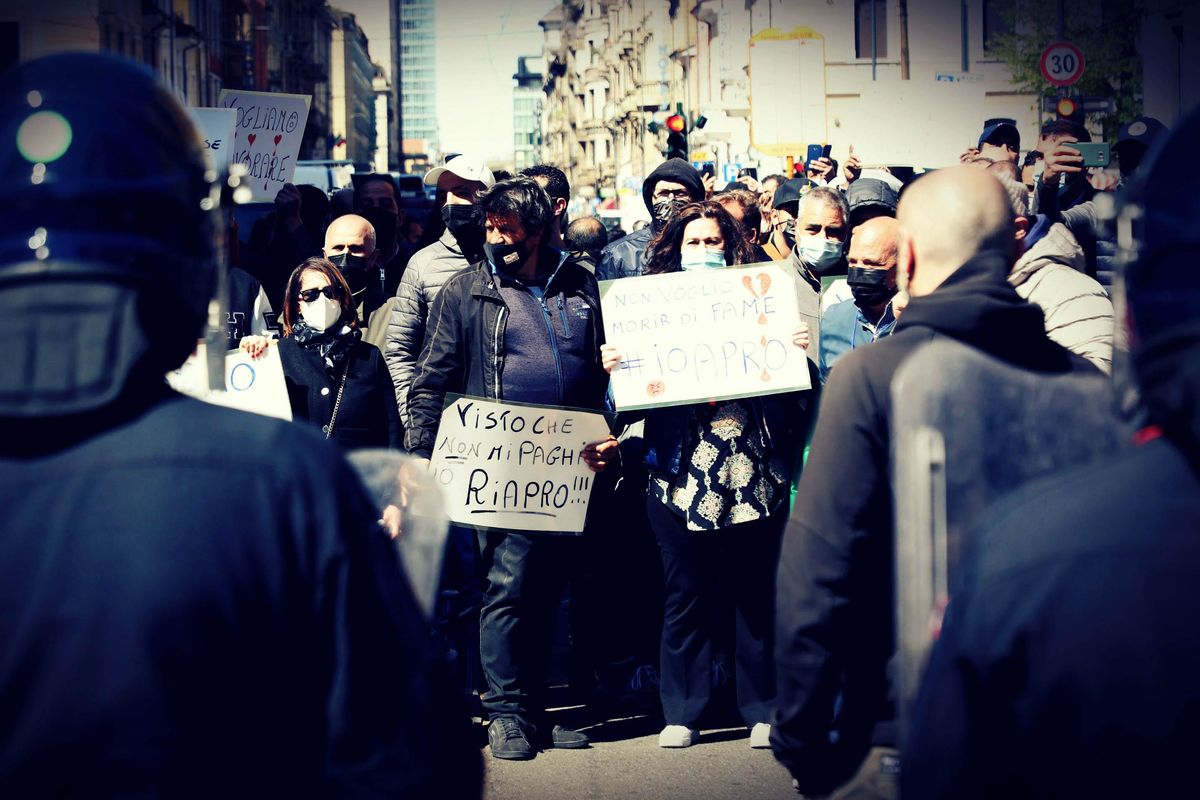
(1009, 222), (1114, 373)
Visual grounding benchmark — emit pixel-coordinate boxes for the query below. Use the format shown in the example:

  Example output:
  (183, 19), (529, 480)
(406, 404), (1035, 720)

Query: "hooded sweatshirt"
(598, 159), (705, 281)
(774, 250), (1093, 797)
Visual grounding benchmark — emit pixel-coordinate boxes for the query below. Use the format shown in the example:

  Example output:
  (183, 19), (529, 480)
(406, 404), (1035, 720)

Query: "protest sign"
(187, 107), (236, 173)
(217, 89), (310, 201)
(167, 343), (292, 421)
(428, 396), (610, 534)
(599, 262), (811, 410)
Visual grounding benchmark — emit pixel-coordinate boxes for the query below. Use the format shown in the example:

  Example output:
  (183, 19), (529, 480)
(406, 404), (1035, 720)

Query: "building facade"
(395, 0), (438, 173)
(539, 0), (1195, 220)
(330, 8), (377, 166)
(2, 0), (339, 161)
(513, 56), (546, 172)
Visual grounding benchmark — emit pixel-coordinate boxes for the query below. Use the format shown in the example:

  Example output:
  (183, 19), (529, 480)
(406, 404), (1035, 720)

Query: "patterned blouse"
(650, 399), (791, 531)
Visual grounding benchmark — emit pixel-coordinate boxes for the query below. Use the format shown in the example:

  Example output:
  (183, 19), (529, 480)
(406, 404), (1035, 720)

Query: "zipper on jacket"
(558, 293), (572, 337)
(537, 295), (565, 403)
(493, 305), (506, 399)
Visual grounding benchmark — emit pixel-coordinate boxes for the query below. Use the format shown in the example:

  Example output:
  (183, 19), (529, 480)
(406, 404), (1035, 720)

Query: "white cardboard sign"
(187, 107), (236, 173)
(168, 343), (293, 421)
(599, 262), (811, 410)
(217, 89), (311, 201)
(428, 396), (610, 534)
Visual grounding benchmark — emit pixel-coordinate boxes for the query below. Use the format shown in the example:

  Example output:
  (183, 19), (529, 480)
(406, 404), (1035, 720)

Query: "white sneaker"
(749, 722), (772, 749)
(659, 724), (699, 748)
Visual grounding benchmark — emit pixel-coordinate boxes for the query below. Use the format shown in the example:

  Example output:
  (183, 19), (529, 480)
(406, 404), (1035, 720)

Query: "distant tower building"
(396, 0), (437, 172)
(513, 55), (545, 172)
(330, 8), (377, 167)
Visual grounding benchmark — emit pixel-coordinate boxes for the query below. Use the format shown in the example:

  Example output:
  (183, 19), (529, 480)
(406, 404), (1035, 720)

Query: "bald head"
(849, 216), (900, 265)
(896, 166), (1014, 297)
(324, 213), (377, 260)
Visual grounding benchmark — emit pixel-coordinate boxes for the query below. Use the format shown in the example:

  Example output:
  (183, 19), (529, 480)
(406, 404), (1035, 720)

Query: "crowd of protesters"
(5, 49), (1200, 800)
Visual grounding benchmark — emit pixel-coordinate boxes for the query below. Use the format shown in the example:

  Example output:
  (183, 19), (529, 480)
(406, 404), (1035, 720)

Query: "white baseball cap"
(423, 154), (496, 188)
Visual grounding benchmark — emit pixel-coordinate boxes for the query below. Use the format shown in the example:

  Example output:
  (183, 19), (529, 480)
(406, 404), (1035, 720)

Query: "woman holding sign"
(601, 201), (812, 750)
(241, 257), (402, 450)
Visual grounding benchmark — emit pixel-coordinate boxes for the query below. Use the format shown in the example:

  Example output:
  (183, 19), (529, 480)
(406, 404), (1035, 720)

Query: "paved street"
(481, 701), (799, 800)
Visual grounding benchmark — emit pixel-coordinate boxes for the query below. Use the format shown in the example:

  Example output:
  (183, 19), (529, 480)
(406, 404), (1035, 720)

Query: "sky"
(333, 0), (551, 164)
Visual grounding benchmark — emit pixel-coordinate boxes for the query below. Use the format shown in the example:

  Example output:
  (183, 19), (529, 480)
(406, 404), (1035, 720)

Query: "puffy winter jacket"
(1009, 221), (1114, 373)
(384, 228), (471, 426)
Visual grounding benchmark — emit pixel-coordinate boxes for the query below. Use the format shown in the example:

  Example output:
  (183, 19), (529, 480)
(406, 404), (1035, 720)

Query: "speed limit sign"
(1040, 41), (1085, 87)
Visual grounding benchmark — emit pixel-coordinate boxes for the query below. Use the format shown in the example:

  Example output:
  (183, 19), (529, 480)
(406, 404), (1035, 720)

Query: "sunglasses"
(298, 286), (341, 303)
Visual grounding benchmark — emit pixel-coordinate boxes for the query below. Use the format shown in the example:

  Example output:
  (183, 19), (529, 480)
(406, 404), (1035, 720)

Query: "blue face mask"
(680, 247), (727, 270)
(797, 234), (843, 273)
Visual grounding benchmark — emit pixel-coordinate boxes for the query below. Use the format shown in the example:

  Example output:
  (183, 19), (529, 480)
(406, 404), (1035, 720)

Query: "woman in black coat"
(241, 257), (402, 450)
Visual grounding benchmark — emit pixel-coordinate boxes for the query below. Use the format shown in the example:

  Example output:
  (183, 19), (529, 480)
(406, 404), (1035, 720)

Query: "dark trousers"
(572, 464), (664, 693)
(647, 493), (785, 728)
(477, 529), (572, 734)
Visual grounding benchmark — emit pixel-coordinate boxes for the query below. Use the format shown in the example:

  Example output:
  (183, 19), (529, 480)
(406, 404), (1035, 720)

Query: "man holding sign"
(407, 177), (617, 760)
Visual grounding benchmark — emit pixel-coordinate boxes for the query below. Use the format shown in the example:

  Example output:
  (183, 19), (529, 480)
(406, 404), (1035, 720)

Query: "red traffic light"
(665, 114), (687, 133)
(1055, 97), (1078, 118)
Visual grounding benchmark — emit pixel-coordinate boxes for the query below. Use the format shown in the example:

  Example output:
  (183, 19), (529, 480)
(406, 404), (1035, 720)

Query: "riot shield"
(347, 450), (449, 619)
(891, 340), (1128, 746)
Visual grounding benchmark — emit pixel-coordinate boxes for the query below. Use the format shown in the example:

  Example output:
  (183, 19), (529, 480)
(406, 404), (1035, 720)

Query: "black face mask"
(485, 240), (533, 275)
(778, 220), (796, 251)
(359, 208), (397, 255)
(847, 266), (896, 311)
(441, 203), (477, 238)
(327, 251), (371, 294)
(652, 198), (687, 233)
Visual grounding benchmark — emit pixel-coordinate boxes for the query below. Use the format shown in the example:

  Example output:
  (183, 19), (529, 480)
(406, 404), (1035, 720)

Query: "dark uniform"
(902, 106), (1200, 800)
(0, 391), (478, 797)
(0, 52), (480, 798)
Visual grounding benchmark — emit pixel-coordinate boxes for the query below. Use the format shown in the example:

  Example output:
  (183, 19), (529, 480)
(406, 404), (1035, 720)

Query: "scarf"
(290, 320), (361, 373)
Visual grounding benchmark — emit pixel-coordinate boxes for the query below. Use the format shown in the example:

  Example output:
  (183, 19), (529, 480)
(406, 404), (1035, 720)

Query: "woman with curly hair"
(603, 201), (812, 749)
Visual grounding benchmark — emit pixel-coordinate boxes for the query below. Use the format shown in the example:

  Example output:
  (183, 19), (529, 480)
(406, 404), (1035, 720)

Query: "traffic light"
(1055, 96), (1080, 120)
(1042, 95), (1084, 122)
(664, 113), (688, 161)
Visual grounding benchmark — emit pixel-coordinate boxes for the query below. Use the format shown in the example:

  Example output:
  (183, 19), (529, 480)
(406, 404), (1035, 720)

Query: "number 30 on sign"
(1040, 41), (1085, 88)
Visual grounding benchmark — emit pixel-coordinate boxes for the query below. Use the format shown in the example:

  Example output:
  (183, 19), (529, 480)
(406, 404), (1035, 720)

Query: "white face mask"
(680, 247), (727, 270)
(300, 295), (342, 332)
(797, 234), (844, 272)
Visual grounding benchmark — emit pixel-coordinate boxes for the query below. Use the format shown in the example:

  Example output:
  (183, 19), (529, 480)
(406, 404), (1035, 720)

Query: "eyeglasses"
(298, 286), (341, 303)
(653, 189), (692, 200)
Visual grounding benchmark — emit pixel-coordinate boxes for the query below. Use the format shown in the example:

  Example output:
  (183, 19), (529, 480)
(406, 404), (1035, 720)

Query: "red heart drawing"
(274, 134), (282, 146)
(247, 133), (256, 146)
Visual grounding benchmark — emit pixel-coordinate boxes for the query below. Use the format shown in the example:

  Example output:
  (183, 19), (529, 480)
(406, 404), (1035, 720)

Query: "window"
(983, 0), (1015, 53)
(854, 0), (888, 59)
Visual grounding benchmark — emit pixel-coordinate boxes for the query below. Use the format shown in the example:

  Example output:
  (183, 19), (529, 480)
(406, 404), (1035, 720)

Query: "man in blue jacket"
(406, 177), (618, 760)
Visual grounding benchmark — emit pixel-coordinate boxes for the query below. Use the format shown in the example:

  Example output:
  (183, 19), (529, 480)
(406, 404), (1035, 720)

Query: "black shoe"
(549, 724), (589, 749)
(488, 716), (534, 760)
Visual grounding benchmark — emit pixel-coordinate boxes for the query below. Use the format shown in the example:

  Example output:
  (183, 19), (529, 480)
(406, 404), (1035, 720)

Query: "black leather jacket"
(404, 250), (608, 458)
